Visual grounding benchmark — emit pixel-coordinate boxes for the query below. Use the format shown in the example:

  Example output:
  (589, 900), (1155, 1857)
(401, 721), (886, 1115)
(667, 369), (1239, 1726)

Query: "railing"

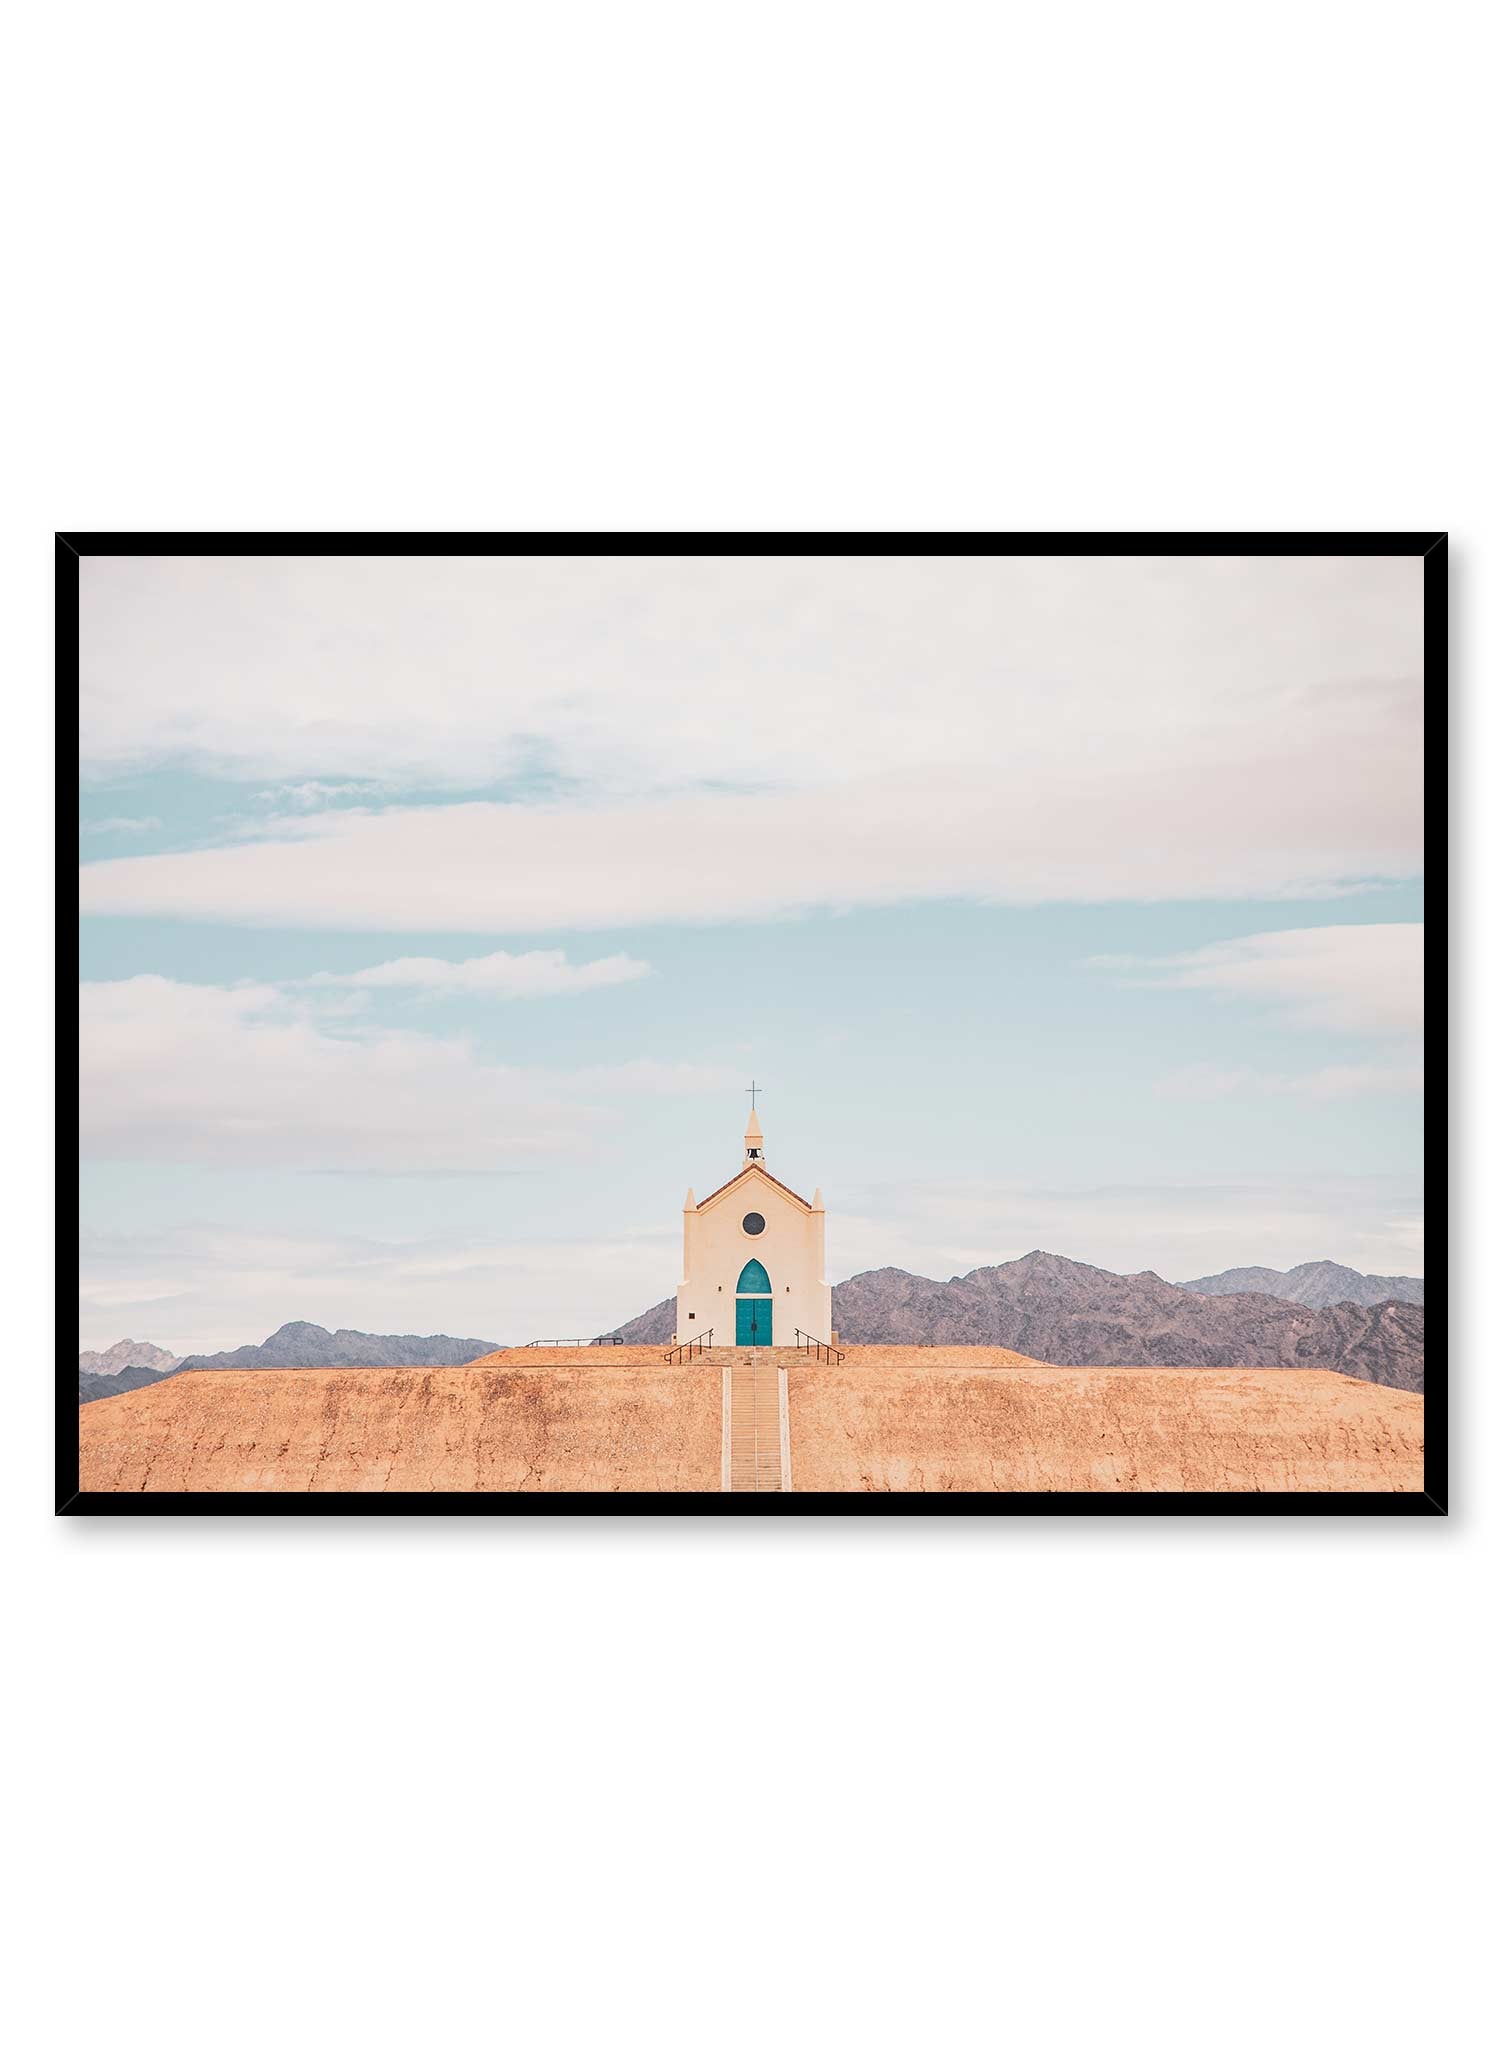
(664, 1329), (714, 1364)
(525, 1336), (624, 1347)
(794, 1328), (845, 1365)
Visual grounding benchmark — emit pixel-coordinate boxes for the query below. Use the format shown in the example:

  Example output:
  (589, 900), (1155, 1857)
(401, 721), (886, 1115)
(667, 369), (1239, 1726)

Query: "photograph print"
(64, 538), (1438, 1511)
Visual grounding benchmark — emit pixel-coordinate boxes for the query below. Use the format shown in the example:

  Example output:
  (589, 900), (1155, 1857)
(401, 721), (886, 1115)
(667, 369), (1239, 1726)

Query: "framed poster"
(61, 535), (1441, 1514)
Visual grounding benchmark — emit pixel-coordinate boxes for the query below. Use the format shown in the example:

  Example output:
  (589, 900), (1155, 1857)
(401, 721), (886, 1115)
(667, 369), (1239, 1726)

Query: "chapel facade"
(675, 1107), (832, 1347)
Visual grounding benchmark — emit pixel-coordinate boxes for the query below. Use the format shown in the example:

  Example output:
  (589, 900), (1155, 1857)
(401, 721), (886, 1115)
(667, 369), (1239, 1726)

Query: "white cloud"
(77, 753), (1423, 930)
(1099, 924), (1424, 1036)
(307, 947), (650, 999)
(1264, 1064), (1425, 1099)
(80, 815), (161, 835)
(254, 780), (382, 808)
(1155, 1060), (1424, 1101)
(76, 555), (1423, 923)
(78, 976), (728, 1171)
(78, 556), (1424, 797)
(1152, 1064), (1257, 1100)
(78, 1221), (679, 1356)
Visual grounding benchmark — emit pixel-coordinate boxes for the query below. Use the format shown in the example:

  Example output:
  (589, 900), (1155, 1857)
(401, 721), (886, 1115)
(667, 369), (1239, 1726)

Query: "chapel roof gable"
(695, 1161), (812, 1214)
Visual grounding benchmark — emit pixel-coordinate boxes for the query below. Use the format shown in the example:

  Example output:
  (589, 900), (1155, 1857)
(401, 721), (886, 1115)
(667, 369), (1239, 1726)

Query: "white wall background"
(9, 4), (1488, 2045)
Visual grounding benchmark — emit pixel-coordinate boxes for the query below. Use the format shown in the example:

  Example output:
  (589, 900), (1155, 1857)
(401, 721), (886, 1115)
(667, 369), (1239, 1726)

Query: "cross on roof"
(746, 1080), (762, 1112)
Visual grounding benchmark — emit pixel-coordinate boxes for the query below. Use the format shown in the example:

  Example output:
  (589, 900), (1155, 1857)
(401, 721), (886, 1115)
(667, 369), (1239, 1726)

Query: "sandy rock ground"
(78, 1352), (718, 1493)
(790, 1350), (1424, 1491)
(76, 1344), (1424, 1494)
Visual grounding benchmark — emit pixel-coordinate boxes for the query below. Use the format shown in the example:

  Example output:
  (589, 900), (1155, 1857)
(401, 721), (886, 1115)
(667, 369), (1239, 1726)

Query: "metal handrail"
(525, 1336), (624, 1347)
(794, 1327), (845, 1365)
(663, 1329), (714, 1364)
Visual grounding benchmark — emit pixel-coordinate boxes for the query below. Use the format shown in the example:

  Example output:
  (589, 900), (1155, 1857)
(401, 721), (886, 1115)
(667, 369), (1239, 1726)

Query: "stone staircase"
(721, 1352), (790, 1492)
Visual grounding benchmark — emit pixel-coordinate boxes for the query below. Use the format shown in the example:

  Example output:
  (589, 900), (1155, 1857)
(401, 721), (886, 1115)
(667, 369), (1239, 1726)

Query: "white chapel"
(676, 1097), (832, 1347)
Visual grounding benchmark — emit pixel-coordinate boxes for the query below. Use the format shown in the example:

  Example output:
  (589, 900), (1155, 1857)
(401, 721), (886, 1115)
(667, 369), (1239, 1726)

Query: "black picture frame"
(59, 532), (1445, 1516)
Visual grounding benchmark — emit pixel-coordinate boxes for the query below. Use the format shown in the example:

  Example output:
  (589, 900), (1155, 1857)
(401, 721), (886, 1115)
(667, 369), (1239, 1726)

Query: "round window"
(742, 1211), (766, 1235)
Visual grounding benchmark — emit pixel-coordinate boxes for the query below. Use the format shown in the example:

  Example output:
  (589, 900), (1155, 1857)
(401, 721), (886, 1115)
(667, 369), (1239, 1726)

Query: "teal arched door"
(735, 1258), (772, 1346)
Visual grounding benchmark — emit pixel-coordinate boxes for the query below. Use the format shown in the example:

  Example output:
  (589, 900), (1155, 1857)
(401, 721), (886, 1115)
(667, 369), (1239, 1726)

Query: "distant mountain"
(608, 1250), (1424, 1392)
(175, 1321), (502, 1372)
(610, 1300), (679, 1345)
(79, 1363), (174, 1404)
(77, 1338), (176, 1376)
(1180, 1260), (1424, 1309)
(75, 1322), (504, 1403)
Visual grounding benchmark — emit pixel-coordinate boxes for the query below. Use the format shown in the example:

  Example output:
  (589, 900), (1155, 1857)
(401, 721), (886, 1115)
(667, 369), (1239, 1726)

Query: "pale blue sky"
(78, 556), (1425, 1351)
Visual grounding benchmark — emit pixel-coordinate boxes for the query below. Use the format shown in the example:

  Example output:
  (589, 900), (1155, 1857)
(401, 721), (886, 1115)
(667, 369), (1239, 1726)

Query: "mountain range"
(176, 1321), (501, 1371)
(76, 1322), (501, 1402)
(78, 1338), (176, 1376)
(1180, 1260), (1424, 1309)
(77, 1255), (1427, 1403)
(608, 1250), (1425, 1392)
